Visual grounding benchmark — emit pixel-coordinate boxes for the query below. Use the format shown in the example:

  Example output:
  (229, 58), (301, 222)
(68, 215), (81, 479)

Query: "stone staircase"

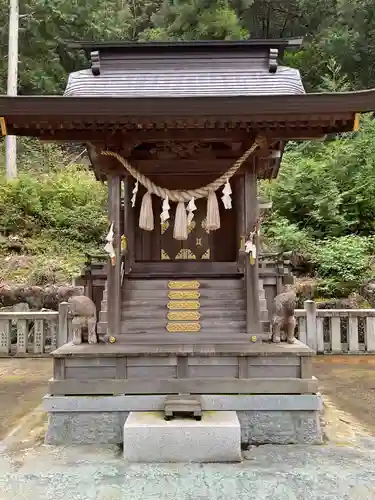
(97, 278), (270, 342)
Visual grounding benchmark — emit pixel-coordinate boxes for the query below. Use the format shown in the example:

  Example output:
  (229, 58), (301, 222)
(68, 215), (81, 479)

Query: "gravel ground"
(0, 358), (52, 440)
(314, 355), (375, 434)
(1, 439), (375, 500)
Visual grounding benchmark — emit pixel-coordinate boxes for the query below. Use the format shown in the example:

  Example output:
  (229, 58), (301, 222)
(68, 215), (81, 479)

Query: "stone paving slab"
(123, 411), (242, 462)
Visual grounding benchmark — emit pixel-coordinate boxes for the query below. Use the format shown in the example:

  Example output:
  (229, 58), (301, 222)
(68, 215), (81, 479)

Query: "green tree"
(301, 0), (375, 90)
(265, 116), (375, 239)
(0, 0), (163, 94)
(141, 0), (247, 41)
(318, 58), (351, 92)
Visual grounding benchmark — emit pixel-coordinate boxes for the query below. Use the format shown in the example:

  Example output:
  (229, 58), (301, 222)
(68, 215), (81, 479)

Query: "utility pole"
(5, 0), (19, 179)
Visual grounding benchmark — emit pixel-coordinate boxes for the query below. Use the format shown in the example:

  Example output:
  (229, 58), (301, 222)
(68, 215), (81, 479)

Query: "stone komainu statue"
(67, 295), (97, 345)
(271, 287), (297, 344)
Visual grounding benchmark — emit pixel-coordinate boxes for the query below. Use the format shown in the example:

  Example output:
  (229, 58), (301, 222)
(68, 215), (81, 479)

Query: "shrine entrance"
(134, 196), (238, 263)
(160, 198), (212, 261)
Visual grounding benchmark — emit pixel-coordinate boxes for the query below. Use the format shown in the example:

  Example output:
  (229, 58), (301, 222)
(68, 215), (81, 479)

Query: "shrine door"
(134, 197), (237, 262)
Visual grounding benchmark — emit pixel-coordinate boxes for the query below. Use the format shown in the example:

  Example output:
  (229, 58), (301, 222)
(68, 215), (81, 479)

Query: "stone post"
(58, 301), (69, 347)
(304, 300), (317, 352)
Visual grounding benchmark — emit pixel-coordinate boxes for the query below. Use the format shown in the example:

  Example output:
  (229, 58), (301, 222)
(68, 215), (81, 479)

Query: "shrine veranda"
(1, 39), (374, 446)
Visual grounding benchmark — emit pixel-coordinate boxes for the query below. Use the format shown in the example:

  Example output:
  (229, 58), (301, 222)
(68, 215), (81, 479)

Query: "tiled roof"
(64, 56), (305, 98)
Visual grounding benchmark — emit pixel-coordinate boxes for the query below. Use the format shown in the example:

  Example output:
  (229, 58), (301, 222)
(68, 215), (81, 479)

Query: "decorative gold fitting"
(168, 290), (200, 300)
(353, 113), (360, 131)
(166, 322), (201, 332)
(167, 311), (201, 321)
(0, 117), (7, 136)
(167, 300), (200, 310)
(121, 234), (127, 251)
(168, 281), (200, 289)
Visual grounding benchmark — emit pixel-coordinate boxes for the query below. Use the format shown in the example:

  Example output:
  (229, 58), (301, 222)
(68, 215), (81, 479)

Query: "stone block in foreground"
(123, 411), (242, 463)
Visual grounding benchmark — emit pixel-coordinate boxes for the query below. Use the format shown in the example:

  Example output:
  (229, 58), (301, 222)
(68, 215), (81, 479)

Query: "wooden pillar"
(235, 176), (245, 264)
(106, 175), (122, 340)
(244, 167), (260, 335)
(123, 175), (131, 274)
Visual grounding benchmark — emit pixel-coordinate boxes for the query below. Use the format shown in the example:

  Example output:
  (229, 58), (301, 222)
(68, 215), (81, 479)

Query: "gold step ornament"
(166, 322), (201, 333)
(167, 300), (200, 310)
(168, 281), (200, 290)
(168, 290), (200, 300)
(167, 311), (200, 321)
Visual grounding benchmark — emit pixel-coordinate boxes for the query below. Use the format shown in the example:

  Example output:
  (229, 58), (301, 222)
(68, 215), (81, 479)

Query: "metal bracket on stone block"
(164, 394), (202, 421)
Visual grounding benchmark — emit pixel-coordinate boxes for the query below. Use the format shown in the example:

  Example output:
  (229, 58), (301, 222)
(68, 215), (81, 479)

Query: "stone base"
(123, 411), (242, 463)
(44, 394), (323, 446)
(238, 410), (322, 445)
(45, 411), (129, 445)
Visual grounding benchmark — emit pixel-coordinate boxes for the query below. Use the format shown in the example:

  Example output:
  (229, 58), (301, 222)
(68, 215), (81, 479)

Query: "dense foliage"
(261, 116), (375, 297)
(0, 141), (107, 284)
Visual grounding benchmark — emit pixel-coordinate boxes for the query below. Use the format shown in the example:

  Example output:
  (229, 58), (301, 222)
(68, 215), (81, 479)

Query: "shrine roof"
(0, 91), (374, 140)
(64, 64), (304, 98)
(64, 38), (305, 98)
(0, 90), (372, 181)
(1, 38), (373, 141)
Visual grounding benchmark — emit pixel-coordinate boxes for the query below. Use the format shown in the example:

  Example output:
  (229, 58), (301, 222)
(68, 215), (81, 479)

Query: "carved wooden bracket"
(269, 48), (278, 73)
(90, 51), (101, 76)
(149, 140), (216, 160)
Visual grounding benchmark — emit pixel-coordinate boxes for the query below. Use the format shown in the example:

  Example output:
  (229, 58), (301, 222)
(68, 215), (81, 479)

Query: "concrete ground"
(0, 356), (375, 499)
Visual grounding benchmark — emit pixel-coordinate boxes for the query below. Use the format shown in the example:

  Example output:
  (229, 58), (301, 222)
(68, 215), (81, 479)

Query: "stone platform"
(45, 340), (322, 446)
(44, 394), (323, 446)
(123, 411), (242, 463)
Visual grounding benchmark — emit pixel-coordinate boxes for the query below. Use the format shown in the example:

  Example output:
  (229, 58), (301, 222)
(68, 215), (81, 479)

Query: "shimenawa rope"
(101, 135), (266, 240)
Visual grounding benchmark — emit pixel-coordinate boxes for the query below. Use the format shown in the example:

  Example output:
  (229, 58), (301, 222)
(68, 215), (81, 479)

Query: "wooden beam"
(48, 377), (319, 395)
(34, 127), (330, 143)
(236, 176), (245, 266)
(106, 178), (115, 341)
(123, 176), (132, 274)
(113, 176), (122, 338)
(0, 93), (370, 117)
(36, 128), (250, 143)
(132, 159), (247, 174)
(119, 129), (251, 143)
(27, 125), (332, 146)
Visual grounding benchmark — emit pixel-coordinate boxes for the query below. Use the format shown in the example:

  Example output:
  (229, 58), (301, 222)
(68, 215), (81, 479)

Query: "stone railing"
(0, 302), (69, 357)
(1, 299), (375, 356)
(296, 300), (375, 354)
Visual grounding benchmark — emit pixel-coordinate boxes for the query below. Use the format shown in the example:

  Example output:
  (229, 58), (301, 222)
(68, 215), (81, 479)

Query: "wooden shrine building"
(1, 39), (374, 446)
